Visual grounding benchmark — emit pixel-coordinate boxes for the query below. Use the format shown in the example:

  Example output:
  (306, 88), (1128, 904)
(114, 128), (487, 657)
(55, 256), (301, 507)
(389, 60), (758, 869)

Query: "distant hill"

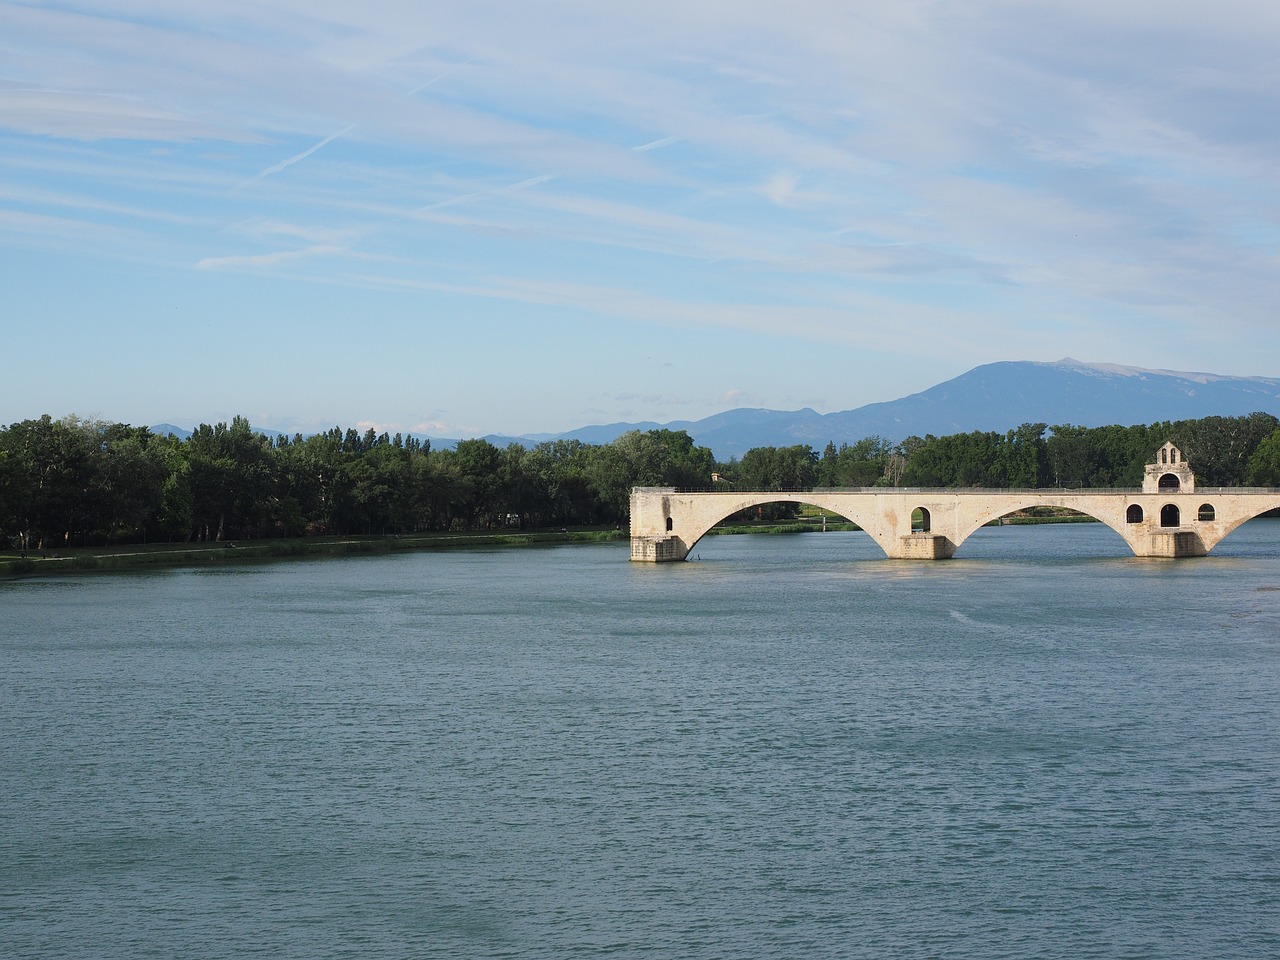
(153, 359), (1280, 462)
(550, 359), (1280, 460)
(150, 422), (192, 440)
(149, 422), (284, 442)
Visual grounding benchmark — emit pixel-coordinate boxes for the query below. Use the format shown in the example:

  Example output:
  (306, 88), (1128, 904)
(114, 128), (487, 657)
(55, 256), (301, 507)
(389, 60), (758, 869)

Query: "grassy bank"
(0, 528), (627, 579)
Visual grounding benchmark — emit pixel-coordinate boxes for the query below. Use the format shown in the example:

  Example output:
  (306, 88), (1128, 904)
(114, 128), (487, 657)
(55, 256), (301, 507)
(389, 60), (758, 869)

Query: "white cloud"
(763, 173), (799, 206)
(194, 245), (344, 270)
(0, 87), (255, 142)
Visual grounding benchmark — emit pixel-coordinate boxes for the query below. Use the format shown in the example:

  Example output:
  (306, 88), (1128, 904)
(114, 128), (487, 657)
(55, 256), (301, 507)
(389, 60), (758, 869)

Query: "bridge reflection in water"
(630, 442), (1280, 562)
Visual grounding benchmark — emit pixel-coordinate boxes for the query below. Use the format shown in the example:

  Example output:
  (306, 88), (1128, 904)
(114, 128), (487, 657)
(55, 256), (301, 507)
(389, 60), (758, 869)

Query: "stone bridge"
(630, 442), (1280, 561)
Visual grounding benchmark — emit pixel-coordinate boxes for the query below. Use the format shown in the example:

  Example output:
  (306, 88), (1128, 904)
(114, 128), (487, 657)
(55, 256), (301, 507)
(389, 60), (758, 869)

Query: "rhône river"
(3, 523), (1280, 959)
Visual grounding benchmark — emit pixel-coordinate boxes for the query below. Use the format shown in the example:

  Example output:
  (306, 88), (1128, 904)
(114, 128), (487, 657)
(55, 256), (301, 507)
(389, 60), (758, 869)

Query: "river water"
(3, 523), (1280, 959)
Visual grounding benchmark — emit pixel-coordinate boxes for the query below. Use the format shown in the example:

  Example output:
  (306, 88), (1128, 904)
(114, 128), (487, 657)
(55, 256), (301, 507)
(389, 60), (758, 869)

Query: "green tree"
(1045, 425), (1102, 487)
(450, 438), (503, 528)
(0, 415), (102, 548)
(1246, 428), (1280, 486)
(734, 445), (818, 519)
(185, 417), (276, 540)
(996, 423), (1049, 488)
(529, 439), (597, 526)
(818, 441), (839, 487)
(816, 436), (892, 487)
(584, 430), (715, 523)
(335, 442), (410, 534)
(736, 444), (818, 490)
(151, 434), (193, 541)
(1171, 413), (1280, 486)
(98, 425), (169, 542)
(283, 429), (346, 534)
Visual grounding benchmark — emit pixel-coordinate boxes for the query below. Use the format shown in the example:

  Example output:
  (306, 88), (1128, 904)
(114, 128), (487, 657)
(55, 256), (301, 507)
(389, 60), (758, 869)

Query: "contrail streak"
(408, 57), (474, 95)
(418, 174), (554, 212)
(633, 136), (679, 152)
(240, 124), (356, 187)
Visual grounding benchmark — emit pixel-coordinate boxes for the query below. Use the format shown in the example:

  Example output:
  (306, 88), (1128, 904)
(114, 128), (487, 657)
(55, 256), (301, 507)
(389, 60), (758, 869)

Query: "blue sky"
(3, 1), (1279, 438)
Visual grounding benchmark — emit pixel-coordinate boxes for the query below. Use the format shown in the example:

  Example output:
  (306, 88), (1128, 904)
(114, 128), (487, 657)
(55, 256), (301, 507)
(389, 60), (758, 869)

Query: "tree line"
(3, 412), (1279, 549)
(727, 413), (1280, 520)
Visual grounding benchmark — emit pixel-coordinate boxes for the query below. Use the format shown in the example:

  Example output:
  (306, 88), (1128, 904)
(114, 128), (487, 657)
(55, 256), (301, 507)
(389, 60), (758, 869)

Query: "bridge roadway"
(629, 485), (1280, 561)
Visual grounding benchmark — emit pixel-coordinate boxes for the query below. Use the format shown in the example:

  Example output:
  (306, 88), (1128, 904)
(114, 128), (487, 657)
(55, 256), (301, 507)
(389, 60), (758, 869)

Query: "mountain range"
(154, 358), (1280, 461)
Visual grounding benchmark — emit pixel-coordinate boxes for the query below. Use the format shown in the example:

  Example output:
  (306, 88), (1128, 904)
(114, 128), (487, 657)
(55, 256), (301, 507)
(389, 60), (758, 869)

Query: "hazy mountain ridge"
(153, 359), (1280, 461)
(553, 359), (1280, 459)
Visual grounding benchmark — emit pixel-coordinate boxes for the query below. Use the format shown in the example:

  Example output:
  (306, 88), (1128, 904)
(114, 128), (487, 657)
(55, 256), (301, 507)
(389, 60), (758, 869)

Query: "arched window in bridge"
(1158, 473), (1181, 491)
(1198, 503), (1216, 522)
(665, 516), (673, 532)
(1160, 504), (1181, 528)
(912, 507), (931, 533)
(1126, 504), (1143, 524)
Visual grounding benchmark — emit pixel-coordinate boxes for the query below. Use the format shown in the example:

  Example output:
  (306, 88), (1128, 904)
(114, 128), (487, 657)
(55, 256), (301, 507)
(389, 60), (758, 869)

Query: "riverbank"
(0, 510), (1175, 579)
(0, 528), (627, 579)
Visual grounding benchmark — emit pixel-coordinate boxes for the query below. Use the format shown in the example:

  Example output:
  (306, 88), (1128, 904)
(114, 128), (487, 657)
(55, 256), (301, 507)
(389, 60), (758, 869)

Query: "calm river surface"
(3, 523), (1280, 959)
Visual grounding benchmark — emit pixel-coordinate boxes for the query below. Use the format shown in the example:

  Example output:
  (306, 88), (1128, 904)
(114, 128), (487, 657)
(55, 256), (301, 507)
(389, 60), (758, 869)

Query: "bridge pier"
(895, 534), (956, 560)
(1142, 531), (1207, 558)
(630, 535), (688, 562)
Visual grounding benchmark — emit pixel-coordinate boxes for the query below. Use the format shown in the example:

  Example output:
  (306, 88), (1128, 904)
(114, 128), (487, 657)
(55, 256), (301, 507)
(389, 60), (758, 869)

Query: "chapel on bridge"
(1143, 441), (1195, 494)
(632, 438), (1280, 562)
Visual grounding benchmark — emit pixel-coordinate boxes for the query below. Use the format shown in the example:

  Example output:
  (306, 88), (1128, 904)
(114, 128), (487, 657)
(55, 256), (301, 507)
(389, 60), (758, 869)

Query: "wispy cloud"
(195, 245), (344, 270)
(0, 87), (255, 142)
(5, 0), (1280, 433)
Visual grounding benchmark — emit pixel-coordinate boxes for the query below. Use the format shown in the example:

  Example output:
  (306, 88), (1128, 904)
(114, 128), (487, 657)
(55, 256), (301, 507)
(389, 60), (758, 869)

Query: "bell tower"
(1143, 442), (1196, 494)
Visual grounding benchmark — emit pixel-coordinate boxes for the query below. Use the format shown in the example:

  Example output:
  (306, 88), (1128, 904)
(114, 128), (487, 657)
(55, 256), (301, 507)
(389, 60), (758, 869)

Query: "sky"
(2, 1), (1279, 439)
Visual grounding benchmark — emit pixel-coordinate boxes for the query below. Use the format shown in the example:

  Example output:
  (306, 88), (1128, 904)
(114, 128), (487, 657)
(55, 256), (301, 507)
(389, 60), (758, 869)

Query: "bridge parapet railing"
(1184, 486), (1280, 495)
(659, 485), (1280, 496)
(662, 485), (1147, 495)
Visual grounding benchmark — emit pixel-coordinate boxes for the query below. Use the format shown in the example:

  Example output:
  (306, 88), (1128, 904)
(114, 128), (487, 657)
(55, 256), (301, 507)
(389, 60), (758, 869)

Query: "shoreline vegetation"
(0, 528), (628, 579)
(1, 509), (1106, 579)
(5, 412), (1280, 578)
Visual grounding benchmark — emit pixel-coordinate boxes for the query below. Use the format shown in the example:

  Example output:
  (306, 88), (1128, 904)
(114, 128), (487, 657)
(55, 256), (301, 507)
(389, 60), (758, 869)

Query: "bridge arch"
(672, 492), (898, 559)
(1198, 497), (1280, 552)
(952, 496), (1134, 555)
